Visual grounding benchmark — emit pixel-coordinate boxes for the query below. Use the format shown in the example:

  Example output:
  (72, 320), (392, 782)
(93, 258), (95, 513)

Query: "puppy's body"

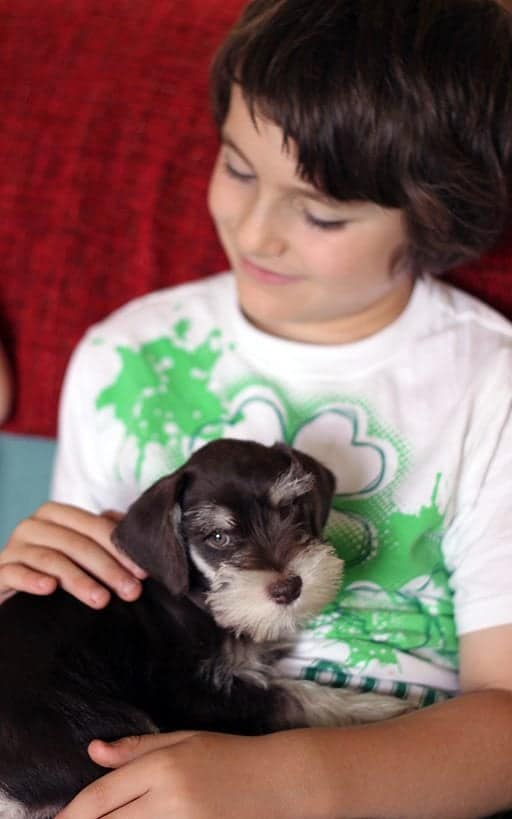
(0, 583), (294, 815)
(0, 440), (410, 818)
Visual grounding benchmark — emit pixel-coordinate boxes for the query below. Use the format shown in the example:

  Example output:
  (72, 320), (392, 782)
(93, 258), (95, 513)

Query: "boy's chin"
(235, 284), (302, 337)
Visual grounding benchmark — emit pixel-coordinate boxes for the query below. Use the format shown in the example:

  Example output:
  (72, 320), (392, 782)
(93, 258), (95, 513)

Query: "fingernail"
(120, 578), (141, 598)
(90, 588), (109, 606)
(37, 577), (54, 590)
(89, 738), (110, 750)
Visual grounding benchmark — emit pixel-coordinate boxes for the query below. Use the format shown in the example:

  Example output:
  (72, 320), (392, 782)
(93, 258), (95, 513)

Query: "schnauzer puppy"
(0, 439), (409, 818)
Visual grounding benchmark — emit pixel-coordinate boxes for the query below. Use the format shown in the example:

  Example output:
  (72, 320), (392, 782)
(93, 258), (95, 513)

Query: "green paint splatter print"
(310, 474), (457, 671)
(96, 322), (228, 478)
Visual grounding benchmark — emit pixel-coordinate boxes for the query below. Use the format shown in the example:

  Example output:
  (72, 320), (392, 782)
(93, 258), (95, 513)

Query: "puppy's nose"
(268, 574), (302, 605)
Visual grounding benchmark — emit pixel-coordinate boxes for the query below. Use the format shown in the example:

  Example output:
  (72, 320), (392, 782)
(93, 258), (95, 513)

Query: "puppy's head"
(113, 439), (343, 641)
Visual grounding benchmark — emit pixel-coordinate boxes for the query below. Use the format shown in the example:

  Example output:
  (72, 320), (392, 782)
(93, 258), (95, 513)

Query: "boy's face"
(208, 85), (412, 344)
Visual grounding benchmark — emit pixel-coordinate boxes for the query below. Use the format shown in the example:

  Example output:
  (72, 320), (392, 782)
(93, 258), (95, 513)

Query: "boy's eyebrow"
(220, 131), (341, 206)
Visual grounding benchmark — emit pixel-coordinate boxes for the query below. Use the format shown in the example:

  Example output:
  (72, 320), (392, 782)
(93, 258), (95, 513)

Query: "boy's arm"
(58, 624), (512, 819)
(296, 622), (512, 819)
(297, 694), (512, 818)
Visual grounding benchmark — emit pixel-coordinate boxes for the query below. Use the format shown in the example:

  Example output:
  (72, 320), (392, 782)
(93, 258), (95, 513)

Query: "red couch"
(1, 0), (512, 439)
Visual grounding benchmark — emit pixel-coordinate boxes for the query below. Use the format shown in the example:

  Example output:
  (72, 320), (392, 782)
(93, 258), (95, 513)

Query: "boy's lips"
(239, 256), (301, 285)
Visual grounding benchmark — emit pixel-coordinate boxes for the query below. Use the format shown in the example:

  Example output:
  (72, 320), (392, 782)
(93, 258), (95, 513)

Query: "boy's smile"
(208, 85), (413, 345)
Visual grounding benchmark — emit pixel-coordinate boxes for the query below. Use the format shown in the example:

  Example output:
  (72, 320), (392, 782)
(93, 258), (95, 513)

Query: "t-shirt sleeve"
(51, 333), (114, 512)
(443, 352), (512, 636)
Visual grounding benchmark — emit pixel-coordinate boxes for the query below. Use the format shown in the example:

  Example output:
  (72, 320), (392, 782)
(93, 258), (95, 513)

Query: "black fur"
(0, 439), (337, 816)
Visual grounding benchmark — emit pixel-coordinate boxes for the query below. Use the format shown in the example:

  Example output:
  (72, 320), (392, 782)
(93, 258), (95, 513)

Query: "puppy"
(0, 439), (409, 818)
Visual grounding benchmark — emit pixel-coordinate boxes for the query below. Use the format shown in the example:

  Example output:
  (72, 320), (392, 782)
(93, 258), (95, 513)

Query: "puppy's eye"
(205, 530), (231, 549)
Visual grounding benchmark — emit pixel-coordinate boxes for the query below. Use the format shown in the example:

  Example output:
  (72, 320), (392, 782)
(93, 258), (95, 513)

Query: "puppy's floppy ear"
(274, 443), (336, 535)
(112, 469), (190, 596)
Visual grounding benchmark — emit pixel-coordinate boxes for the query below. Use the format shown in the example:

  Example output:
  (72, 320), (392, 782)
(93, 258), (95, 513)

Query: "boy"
(2, 1), (512, 816)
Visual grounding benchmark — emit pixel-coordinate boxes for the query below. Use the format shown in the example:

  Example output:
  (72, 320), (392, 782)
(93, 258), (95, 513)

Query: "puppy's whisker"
(288, 543), (344, 614)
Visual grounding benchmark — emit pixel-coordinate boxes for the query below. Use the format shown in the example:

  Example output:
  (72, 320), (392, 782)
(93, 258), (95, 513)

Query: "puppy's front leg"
(274, 678), (412, 728)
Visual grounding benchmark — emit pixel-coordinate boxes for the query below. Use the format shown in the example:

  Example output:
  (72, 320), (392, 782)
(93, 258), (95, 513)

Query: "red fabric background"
(1, 0), (511, 437)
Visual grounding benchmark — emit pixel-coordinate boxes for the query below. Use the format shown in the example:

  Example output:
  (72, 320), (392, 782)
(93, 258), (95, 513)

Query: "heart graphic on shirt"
(292, 407), (397, 497)
(189, 388), (398, 498)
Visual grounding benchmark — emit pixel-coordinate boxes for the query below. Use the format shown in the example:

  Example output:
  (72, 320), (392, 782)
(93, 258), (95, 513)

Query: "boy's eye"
(304, 211), (348, 231)
(205, 530), (231, 549)
(222, 160), (255, 183)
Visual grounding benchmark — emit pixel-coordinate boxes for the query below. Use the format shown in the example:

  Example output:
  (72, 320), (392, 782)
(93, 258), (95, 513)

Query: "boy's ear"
(112, 470), (190, 596)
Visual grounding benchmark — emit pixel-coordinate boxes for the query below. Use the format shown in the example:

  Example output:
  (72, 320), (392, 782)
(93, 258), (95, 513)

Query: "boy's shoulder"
(424, 275), (512, 343)
(419, 276), (512, 393)
(83, 271), (235, 343)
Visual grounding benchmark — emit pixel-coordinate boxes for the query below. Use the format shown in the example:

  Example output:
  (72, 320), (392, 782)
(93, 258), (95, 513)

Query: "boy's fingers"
(88, 732), (200, 767)
(12, 511), (143, 583)
(0, 548), (112, 608)
(1, 525), (144, 608)
(0, 502), (147, 607)
(33, 503), (146, 578)
(55, 763), (148, 819)
(0, 563), (58, 600)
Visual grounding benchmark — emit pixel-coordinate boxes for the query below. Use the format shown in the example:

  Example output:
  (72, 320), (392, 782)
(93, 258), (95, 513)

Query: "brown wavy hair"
(210, 0), (512, 275)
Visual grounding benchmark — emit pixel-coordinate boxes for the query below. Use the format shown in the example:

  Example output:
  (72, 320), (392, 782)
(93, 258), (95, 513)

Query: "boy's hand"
(0, 502), (146, 607)
(55, 731), (299, 819)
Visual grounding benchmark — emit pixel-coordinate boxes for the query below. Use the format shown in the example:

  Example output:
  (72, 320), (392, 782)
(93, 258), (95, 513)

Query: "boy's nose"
(235, 202), (287, 258)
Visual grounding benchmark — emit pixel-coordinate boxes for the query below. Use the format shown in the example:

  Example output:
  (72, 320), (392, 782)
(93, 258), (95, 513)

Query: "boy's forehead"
(222, 85), (367, 211)
(222, 85), (298, 169)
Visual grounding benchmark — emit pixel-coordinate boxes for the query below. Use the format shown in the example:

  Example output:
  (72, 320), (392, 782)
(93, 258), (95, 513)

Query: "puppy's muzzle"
(206, 541), (343, 642)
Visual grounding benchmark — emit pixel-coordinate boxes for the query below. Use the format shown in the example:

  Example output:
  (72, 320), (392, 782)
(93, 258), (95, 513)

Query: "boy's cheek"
(207, 159), (244, 232)
(206, 156), (228, 220)
(207, 183), (237, 260)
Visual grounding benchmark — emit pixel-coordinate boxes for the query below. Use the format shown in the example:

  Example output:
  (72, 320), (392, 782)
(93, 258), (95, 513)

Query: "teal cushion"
(0, 432), (56, 549)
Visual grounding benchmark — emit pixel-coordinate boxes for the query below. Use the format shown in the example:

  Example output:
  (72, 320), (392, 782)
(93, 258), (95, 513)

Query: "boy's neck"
(246, 273), (415, 345)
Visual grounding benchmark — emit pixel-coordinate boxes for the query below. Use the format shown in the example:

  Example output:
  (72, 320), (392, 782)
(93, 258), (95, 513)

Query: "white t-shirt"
(52, 272), (512, 706)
